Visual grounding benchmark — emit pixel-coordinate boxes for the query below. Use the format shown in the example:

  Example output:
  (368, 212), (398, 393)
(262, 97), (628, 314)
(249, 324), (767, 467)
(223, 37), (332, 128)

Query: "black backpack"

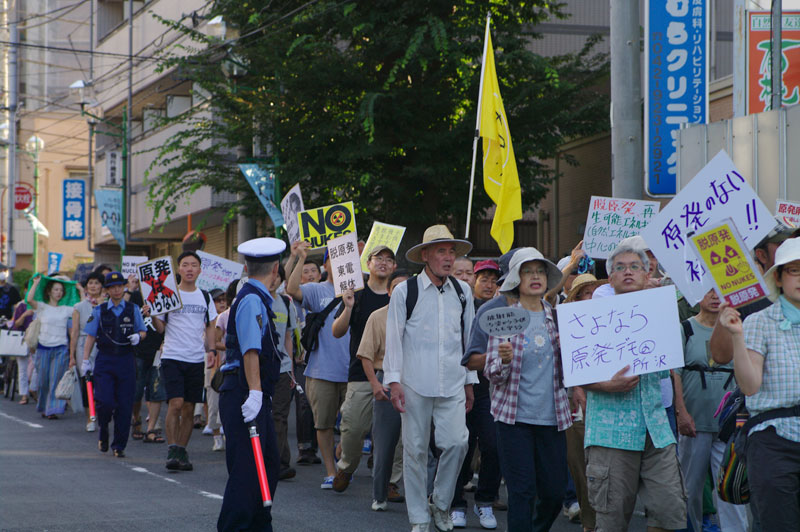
(405, 275), (467, 351)
(300, 296), (342, 355)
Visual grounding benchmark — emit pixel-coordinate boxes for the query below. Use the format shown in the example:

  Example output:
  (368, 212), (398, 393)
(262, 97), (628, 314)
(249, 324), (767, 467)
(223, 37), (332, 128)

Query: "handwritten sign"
(479, 307), (530, 338)
(776, 199), (800, 228)
(360, 221), (406, 273)
(281, 184), (305, 244)
(556, 286), (683, 387)
(640, 151), (773, 306)
(197, 250), (244, 292)
(690, 220), (768, 308)
(137, 256), (182, 316)
(122, 256), (148, 278)
(298, 201), (356, 249)
(327, 232), (363, 297)
(582, 196), (660, 259)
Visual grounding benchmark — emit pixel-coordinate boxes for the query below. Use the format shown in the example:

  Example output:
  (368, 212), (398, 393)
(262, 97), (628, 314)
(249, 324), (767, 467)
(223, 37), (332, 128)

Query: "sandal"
(131, 419), (144, 440)
(143, 430), (165, 443)
(18, 396), (28, 405)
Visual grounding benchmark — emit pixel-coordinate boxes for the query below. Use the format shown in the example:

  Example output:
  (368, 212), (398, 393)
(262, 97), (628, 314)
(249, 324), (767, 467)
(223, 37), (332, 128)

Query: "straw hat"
(405, 225), (472, 265)
(499, 248), (562, 293)
(564, 273), (607, 303)
(765, 237), (800, 301)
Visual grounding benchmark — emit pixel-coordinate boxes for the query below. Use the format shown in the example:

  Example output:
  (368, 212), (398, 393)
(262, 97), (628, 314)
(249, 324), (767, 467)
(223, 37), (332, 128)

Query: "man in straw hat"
(384, 225), (478, 532)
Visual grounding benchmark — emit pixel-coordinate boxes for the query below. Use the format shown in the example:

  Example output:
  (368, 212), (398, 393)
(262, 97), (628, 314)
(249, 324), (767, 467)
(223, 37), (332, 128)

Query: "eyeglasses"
(612, 263), (644, 273)
(371, 256), (395, 264)
(782, 266), (800, 277)
(519, 268), (548, 277)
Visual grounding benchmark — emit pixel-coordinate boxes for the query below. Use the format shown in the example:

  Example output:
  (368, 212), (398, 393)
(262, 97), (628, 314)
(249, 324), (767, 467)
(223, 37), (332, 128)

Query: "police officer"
(82, 271), (147, 457)
(217, 238), (285, 532)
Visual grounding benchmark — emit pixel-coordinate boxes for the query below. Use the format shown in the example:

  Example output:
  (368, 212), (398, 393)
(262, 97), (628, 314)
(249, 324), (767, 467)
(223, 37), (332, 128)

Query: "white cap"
(237, 237), (286, 263)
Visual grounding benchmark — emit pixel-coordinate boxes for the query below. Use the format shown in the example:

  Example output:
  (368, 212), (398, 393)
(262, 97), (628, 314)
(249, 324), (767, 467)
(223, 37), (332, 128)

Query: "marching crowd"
(3, 218), (800, 532)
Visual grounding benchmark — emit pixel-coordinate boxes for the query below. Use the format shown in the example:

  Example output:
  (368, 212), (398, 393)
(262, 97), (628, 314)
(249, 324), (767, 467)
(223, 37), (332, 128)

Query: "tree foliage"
(146, 0), (609, 241)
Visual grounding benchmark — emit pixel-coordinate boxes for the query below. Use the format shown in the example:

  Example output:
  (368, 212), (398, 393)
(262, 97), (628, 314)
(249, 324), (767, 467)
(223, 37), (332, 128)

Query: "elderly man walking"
(384, 225), (478, 532)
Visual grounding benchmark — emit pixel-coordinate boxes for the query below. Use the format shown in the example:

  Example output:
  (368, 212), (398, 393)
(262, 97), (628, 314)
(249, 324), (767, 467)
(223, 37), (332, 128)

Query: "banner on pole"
(297, 201), (356, 250)
(360, 222), (405, 273)
(137, 256), (182, 316)
(582, 196), (660, 259)
(239, 164), (285, 229)
(327, 233), (364, 297)
(47, 252), (63, 275)
(280, 184), (305, 244)
(197, 250), (244, 292)
(94, 189), (125, 249)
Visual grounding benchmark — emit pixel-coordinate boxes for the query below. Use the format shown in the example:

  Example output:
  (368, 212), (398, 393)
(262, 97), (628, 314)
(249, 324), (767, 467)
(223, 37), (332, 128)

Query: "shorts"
(134, 358), (166, 403)
(161, 359), (205, 404)
(305, 376), (347, 430)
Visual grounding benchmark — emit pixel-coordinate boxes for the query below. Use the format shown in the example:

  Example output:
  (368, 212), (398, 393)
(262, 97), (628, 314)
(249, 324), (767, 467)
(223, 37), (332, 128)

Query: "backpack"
(300, 296), (342, 356)
(405, 275), (467, 351)
(681, 320), (735, 390)
(164, 289), (212, 326)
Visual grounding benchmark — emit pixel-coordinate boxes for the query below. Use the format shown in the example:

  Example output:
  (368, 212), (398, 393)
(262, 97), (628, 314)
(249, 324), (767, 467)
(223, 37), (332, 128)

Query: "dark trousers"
(451, 395), (501, 508)
(293, 362), (316, 451)
(496, 422), (567, 532)
(746, 426), (800, 531)
(271, 372), (292, 468)
(218, 384), (279, 532)
(372, 370), (402, 502)
(94, 353), (136, 452)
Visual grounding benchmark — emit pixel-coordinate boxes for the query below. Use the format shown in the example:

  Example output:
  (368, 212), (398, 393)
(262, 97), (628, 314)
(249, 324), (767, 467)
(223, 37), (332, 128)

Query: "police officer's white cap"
(237, 237), (286, 263)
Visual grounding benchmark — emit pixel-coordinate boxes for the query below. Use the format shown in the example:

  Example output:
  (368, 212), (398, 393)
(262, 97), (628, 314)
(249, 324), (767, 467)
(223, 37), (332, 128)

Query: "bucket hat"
(765, 237), (800, 301)
(499, 248), (561, 293)
(405, 225), (472, 265)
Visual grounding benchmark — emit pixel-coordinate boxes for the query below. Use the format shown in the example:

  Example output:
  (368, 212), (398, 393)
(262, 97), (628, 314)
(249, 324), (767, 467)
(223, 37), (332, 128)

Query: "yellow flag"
(479, 27), (522, 254)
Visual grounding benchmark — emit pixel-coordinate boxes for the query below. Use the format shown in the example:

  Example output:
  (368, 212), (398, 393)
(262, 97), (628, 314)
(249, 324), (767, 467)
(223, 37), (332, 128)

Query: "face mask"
(0, 272), (8, 282)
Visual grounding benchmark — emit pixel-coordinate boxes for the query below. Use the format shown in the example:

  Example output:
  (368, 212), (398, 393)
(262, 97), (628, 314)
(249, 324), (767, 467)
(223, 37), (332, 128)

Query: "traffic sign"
(14, 184), (33, 210)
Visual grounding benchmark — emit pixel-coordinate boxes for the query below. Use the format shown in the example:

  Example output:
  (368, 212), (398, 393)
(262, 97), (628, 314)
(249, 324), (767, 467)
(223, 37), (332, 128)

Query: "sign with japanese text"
(645, 0), (709, 196)
(105, 151), (121, 186)
(239, 164), (285, 229)
(298, 201), (357, 250)
(47, 252), (62, 275)
(122, 256), (148, 278)
(14, 184), (33, 210)
(196, 250), (244, 292)
(690, 220), (768, 308)
(479, 307), (530, 339)
(776, 199), (800, 228)
(360, 221), (405, 273)
(641, 151), (773, 306)
(582, 196), (660, 259)
(137, 256), (182, 316)
(94, 189), (125, 249)
(557, 286), (683, 387)
(281, 184), (305, 244)
(62, 179), (85, 240)
(747, 11), (800, 113)
(327, 232), (364, 297)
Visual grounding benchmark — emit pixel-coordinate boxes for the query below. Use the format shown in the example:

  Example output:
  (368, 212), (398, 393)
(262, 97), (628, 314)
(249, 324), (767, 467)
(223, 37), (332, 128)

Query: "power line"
(0, 39), (164, 60)
(0, 0), (88, 29)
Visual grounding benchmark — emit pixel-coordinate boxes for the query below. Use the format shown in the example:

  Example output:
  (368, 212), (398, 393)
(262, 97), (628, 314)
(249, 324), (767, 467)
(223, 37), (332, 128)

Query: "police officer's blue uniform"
(217, 277), (282, 532)
(84, 293), (145, 453)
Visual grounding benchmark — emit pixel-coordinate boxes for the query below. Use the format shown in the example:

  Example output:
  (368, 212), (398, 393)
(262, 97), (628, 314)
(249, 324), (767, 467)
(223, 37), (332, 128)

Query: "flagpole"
(465, 12), (492, 240)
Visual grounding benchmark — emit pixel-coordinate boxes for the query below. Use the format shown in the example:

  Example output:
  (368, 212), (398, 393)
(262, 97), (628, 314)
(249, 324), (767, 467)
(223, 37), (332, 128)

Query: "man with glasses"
(582, 240), (687, 532)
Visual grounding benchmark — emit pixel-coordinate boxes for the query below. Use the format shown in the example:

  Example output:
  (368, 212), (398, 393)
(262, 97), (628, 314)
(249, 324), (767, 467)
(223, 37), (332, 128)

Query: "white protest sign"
(640, 151), (774, 306)
(137, 256), (183, 316)
(479, 307), (530, 339)
(582, 196), (660, 259)
(556, 286), (683, 387)
(281, 184), (305, 243)
(122, 256), (148, 278)
(196, 250), (244, 292)
(327, 232), (364, 297)
(776, 199), (800, 228)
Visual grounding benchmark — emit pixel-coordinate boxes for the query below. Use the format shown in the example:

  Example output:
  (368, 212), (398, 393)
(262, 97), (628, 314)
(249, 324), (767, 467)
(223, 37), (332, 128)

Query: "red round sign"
(14, 184), (33, 210)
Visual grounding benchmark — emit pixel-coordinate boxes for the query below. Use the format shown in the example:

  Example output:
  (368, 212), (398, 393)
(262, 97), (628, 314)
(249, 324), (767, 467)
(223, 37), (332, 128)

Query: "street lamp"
(25, 134), (44, 272)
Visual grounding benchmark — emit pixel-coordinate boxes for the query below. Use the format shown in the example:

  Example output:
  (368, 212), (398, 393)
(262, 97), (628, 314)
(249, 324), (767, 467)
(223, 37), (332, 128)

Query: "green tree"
(146, 0), (609, 248)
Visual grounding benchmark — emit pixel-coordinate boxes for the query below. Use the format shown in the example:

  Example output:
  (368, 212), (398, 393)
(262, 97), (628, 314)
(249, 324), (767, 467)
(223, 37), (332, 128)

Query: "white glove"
(128, 333), (141, 346)
(81, 359), (92, 376)
(241, 390), (263, 422)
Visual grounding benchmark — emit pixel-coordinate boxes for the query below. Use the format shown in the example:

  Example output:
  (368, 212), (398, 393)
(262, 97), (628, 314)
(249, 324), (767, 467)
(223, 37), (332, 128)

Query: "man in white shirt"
(384, 225), (478, 532)
(152, 251), (217, 471)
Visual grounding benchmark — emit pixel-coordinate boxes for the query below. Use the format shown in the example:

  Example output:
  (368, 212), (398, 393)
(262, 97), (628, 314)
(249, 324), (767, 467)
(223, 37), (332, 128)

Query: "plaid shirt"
(484, 301), (572, 431)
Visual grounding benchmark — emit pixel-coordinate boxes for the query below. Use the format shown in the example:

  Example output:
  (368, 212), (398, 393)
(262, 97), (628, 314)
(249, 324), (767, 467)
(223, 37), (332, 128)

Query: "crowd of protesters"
(2, 216), (799, 532)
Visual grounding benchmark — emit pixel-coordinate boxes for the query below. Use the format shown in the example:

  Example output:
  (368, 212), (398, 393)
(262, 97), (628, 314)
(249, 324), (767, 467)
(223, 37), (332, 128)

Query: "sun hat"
(499, 248), (562, 293)
(405, 225), (472, 265)
(474, 260), (500, 276)
(764, 237), (800, 301)
(564, 273), (607, 303)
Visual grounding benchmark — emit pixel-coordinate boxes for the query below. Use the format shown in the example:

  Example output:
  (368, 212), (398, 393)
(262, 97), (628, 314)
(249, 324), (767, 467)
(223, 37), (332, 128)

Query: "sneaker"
(177, 448), (193, 471)
(320, 475), (334, 489)
(473, 505), (497, 530)
(362, 438), (372, 454)
(166, 447), (180, 470)
(212, 435), (225, 452)
(193, 415), (202, 429)
(86, 420), (96, 432)
(371, 499), (387, 511)
(702, 515), (721, 532)
(388, 482), (405, 503)
(279, 467), (296, 480)
(463, 480), (476, 492)
(430, 501), (454, 531)
(332, 469), (352, 492)
(450, 509), (467, 528)
(411, 525), (429, 532)
(566, 501), (580, 523)
(202, 424), (213, 435)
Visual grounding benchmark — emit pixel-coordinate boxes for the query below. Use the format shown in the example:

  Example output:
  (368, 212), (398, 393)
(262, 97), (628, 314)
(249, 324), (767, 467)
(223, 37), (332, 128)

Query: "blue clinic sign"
(62, 179), (86, 240)
(238, 164), (285, 229)
(645, 0), (709, 196)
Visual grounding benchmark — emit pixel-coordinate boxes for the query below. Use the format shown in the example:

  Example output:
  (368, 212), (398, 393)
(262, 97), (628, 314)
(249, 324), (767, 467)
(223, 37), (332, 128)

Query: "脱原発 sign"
(297, 201), (356, 250)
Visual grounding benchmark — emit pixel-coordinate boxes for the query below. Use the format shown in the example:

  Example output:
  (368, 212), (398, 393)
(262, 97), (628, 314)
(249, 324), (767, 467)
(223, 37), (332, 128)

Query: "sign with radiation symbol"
(709, 245), (746, 277)
(297, 201), (357, 250)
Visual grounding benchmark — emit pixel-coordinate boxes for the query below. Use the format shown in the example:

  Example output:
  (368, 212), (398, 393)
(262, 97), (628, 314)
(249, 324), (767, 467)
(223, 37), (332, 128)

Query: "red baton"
(248, 423), (272, 507)
(86, 372), (96, 421)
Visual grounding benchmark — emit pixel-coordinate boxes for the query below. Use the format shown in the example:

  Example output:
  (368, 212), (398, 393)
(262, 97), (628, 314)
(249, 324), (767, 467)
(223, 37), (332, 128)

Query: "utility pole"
(610, 0), (643, 200)
(771, 0), (783, 111)
(6, 0), (18, 269)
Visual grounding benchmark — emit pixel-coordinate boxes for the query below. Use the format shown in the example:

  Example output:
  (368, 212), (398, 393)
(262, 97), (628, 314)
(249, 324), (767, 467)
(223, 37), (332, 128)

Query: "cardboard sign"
(776, 199), (800, 228)
(479, 307), (530, 339)
(327, 232), (364, 297)
(360, 221), (406, 273)
(196, 250), (244, 292)
(582, 196), (660, 259)
(556, 286), (684, 387)
(281, 184), (305, 243)
(137, 256), (182, 316)
(122, 256), (148, 278)
(640, 151), (773, 306)
(297, 201), (356, 249)
(690, 220), (768, 308)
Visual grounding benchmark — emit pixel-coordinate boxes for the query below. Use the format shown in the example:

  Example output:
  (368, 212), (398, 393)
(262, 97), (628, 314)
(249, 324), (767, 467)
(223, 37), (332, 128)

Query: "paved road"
(0, 396), (646, 531)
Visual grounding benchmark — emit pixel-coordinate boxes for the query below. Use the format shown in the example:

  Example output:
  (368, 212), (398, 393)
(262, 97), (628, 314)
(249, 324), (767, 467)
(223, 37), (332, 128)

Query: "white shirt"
(383, 270), (478, 397)
(161, 288), (218, 363)
(37, 302), (74, 347)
